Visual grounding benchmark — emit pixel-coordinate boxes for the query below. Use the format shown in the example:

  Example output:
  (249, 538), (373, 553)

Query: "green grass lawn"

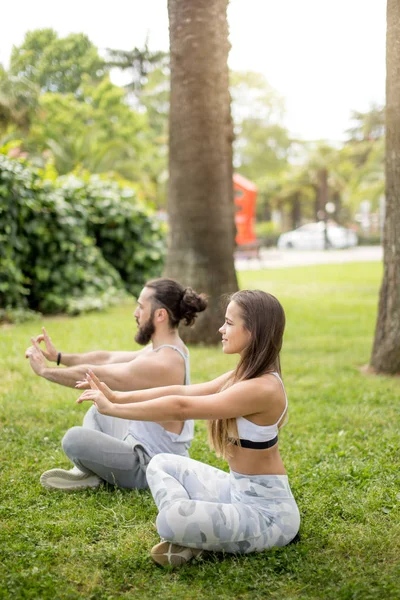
(1, 262), (399, 600)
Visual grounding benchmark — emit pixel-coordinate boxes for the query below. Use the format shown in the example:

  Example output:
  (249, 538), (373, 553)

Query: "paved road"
(235, 245), (383, 270)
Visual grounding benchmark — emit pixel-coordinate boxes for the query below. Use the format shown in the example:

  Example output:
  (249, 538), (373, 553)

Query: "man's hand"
(25, 338), (48, 376)
(76, 370), (118, 403)
(33, 327), (58, 362)
(77, 371), (115, 415)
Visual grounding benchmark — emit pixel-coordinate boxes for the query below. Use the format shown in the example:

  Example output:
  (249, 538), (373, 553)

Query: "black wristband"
(57, 352), (61, 366)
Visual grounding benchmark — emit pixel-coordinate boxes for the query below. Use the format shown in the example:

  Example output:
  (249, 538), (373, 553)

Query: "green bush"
(59, 175), (166, 297)
(0, 156), (165, 322)
(357, 232), (382, 246)
(254, 220), (281, 247)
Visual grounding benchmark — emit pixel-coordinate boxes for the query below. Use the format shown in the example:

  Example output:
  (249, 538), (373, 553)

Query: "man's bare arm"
(33, 360), (160, 391)
(33, 327), (146, 366)
(26, 341), (184, 391)
(59, 349), (146, 366)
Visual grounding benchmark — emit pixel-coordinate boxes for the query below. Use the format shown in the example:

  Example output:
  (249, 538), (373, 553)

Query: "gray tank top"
(153, 344), (190, 385)
(127, 344), (193, 457)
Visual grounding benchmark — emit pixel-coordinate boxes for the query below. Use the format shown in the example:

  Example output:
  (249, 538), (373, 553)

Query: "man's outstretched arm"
(33, 327), (144, 366)
(57, 350), (145, 367)
(26, 340), (182, 391)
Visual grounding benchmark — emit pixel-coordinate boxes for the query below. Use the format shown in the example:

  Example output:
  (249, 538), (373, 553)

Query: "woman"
(77, 290), (300, 567)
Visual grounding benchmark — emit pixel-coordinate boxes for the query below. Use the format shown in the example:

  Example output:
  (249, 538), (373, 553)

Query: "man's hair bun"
(179, 288), (208, 326)
(145, 278), (208, 328)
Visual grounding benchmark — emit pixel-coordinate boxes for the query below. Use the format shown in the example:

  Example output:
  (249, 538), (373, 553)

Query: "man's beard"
(134, 311), (156, 345)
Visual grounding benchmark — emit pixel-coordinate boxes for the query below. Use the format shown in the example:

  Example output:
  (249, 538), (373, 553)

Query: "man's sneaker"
(151, 540), (203, 567)
(40, 466), (102, 491)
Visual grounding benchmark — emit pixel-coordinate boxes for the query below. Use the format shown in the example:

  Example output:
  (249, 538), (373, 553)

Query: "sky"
(0, 0), (386, 142)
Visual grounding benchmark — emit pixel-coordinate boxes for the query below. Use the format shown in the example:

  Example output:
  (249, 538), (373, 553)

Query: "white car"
(277, 221), (358, 250)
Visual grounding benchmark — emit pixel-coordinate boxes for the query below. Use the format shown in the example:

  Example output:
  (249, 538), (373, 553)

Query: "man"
(25, 278), (207, 492)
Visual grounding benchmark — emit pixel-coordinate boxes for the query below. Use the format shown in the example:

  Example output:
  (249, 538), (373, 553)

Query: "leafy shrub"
(357, 232), (382, 246)
(254, 220), (281, 247)
(0, 156), (165, 321)
(59, 175), (166, 297)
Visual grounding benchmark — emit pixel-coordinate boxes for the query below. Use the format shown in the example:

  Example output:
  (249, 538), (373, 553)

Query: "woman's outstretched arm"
(77, 371), (276, 422)
(76, 369), (234, 404)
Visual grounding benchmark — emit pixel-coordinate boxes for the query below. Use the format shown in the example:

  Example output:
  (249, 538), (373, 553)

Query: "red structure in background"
(233, 173), (257, 245)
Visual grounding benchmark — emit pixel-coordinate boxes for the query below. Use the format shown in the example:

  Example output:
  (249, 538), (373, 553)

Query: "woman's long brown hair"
(207, 290), (286, 457)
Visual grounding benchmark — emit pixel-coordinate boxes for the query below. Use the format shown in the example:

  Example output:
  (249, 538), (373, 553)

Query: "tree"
(230, 70), (290, 178)
(0, 66), (39, 133)
(107, 42), (170, 207)
(303, 143), (338, 220)
(10, 29), (106, 94)
(341, 106), (385, 219)
(139, 66), (170, 208)
(22, 76), (161, 191)
(342, 138), (384, 216)
(165, 0), (238, 343)
(230, 71), (291, 219)
(369, 0), (400, 374)
(106, 39), (169, 97)
(6, 29), (166, 196)
(346, 104), (385, 143)
(272, 167), (315, 230)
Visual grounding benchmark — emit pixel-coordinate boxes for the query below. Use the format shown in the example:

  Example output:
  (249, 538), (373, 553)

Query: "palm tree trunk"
(314, 169), (328, 220)
(165, 0), (238, 344)
(291, 193), (301, 229)
(370, 0), (400, 374)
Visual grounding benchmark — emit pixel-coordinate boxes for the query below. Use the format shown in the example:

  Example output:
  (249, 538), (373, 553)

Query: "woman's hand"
(76, 370), (115, 415)
(77, 389), (113, 414)
(75, 370), (117, 403)
(33, 328), (58, 362)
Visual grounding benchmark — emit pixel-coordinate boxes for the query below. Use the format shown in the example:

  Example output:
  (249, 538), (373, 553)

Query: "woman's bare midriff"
(228, 443), (286, 476)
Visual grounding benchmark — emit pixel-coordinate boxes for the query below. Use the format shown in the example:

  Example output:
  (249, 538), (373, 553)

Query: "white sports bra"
(234, 372), (288, 450)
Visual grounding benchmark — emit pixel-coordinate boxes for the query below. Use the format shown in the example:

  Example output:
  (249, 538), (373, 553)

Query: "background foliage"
(0, 28), (385, 323)
(0, 155), (165, 322)
(0, 28), (385, 227)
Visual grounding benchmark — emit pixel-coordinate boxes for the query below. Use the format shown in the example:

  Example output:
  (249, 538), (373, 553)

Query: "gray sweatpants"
(62, 406), (151, 489)
(147, 454), (300, 554)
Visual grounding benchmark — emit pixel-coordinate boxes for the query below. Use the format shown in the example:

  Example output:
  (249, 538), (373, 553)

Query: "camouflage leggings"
(146, 454), (300, 554)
